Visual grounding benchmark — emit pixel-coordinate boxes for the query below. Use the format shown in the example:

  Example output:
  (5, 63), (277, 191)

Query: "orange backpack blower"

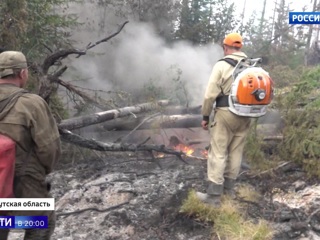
(218, 58), (274, 118)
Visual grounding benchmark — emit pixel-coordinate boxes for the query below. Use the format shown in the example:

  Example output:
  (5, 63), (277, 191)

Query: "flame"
(153, 142), (208, 160)
(174, 144), (195, 156)
(154, 152), (165, 158)
(201, 150), (208, 158)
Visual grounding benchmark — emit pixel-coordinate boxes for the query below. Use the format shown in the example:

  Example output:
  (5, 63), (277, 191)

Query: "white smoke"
(63, 1), (224, 107)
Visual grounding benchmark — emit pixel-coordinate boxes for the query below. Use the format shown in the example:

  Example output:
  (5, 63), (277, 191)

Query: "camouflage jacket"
(0, 84), (61, 181)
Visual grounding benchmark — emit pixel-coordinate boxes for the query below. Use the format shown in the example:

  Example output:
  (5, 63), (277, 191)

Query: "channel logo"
(289, 12), (320, 24)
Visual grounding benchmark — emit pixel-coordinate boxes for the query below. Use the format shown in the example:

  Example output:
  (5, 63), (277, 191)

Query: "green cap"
(0, 51), (27, 78)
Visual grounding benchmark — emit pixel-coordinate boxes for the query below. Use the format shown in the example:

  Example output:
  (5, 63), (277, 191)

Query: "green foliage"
(0, 0), (79, 122)
(0, 0), (28, 50)
(96, 0), (180, 41)
(175, 0), (237, 45)
(166, 65), (189, 105)
(246, 66), (319, 177)
(180, 190), (273, 240)
(277, 66), (320, 177)
(242, 1), (306, 68)
(142, 79), (167, 102)
(0, 0), (79, 60)
(244, 121), (265, 164)
(243, 121), (279, 172)
(49, 93), (69, 120)
(266, 64), (304, 88)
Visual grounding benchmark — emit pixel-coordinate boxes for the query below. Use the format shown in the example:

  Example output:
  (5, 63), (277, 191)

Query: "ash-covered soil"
(7, 151), (320, 240)
(8, 152), (211, 240)
(50, 153), (211, 240)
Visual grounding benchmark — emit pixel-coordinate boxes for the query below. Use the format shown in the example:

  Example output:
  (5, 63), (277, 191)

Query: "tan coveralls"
(0, 84), (61, 240)
(202, 52), (252, 192)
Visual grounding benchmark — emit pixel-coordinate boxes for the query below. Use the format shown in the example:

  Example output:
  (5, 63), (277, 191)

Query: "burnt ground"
(50, 152), (212, 240)
(7, 150), (320, 240)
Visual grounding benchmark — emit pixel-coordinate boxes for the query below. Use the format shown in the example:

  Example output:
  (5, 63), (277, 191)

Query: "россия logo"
(289, 12), (320, 24)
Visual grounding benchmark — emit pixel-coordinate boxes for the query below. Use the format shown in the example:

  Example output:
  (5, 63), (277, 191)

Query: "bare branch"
(115, 112), (161, 143)
(85, 21), (129, 51)
(56, 201), (130, 218)
(49, 76), (112, 110)
(52, 66), (68, 78)
(37, 21), (129, 103)
(41, 21), (129, 74)
(248, 161), (294, 178)
(42, 49), (86, 74)
(59, 129), (187, 162)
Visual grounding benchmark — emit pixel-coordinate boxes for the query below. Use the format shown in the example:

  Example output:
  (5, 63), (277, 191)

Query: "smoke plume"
(64, 1), (224, 107)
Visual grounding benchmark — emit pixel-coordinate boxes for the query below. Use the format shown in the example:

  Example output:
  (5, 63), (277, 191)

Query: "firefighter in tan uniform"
(0, 51), (61, 239)
(197, 33), (252, 207)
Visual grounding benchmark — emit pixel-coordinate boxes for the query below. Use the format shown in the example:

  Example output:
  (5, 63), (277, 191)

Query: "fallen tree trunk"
(58, 100), (170, 130)
(101, 109), (285, 131)
(161, 105), (201, 115)
(59, 129), (187, 163)
(102, 114), (202, 131)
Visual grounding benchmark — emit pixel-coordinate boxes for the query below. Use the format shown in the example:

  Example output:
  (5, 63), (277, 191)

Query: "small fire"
(154, 152), (165, 158)
(153, 136), (208, 160)
(174, 143), (195, 156)
(201, 150), (208, 158)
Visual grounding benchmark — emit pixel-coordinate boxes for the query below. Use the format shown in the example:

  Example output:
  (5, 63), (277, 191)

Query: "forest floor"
(7, 149), (320, 240)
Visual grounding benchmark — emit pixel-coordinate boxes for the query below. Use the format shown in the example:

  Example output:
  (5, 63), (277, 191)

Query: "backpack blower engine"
(228, 58), (274, 118)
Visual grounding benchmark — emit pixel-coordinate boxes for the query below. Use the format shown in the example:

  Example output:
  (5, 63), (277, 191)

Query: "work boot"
(196, 192), (221, 207)
(196, 183), (223, 208)
(223, 178), (236, 199)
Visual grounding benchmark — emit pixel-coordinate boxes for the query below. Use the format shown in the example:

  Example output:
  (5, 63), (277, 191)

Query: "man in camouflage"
(0, 51), (61, 240)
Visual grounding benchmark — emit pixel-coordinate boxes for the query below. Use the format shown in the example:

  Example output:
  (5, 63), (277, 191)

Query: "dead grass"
(180, 190), (273, 240)
(237, 184), (261, 202)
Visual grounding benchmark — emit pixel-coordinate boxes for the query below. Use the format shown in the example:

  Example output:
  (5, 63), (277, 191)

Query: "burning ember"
(174, 143), (195, 156)
(153, 136), (208, 159)
(201, 149), (208, 158)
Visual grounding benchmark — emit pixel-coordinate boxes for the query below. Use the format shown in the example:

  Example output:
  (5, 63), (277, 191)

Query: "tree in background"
(304, 0), (320, 66)
(0, 0), (78, 60)
(242, 0), (306, 70)
(175, 0), (200, 44)
(0, 0), (28, 51)
(86, 0), (238, 45)
(95, 0), (180, 42)
(175, 0), (237, 45)
(0, 0), (79, 119)
(1, 0), (319, 178)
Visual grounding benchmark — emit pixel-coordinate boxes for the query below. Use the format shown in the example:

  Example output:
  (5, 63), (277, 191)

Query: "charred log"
(161, 105), (201, 115)
(59, 129), (187, 163)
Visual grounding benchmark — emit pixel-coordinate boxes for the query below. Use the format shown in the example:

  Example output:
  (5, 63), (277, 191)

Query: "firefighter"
(197, 33), (252, 207)
(0, 51), (61, 239)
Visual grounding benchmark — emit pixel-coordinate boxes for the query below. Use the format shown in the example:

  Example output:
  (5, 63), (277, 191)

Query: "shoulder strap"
(216, 58), (238, 96)
(218, 57), (238, 67)
(0, 89), (28, 113)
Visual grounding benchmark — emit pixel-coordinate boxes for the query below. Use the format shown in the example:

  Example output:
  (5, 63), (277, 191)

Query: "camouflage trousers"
(0, 176), (55, 240)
